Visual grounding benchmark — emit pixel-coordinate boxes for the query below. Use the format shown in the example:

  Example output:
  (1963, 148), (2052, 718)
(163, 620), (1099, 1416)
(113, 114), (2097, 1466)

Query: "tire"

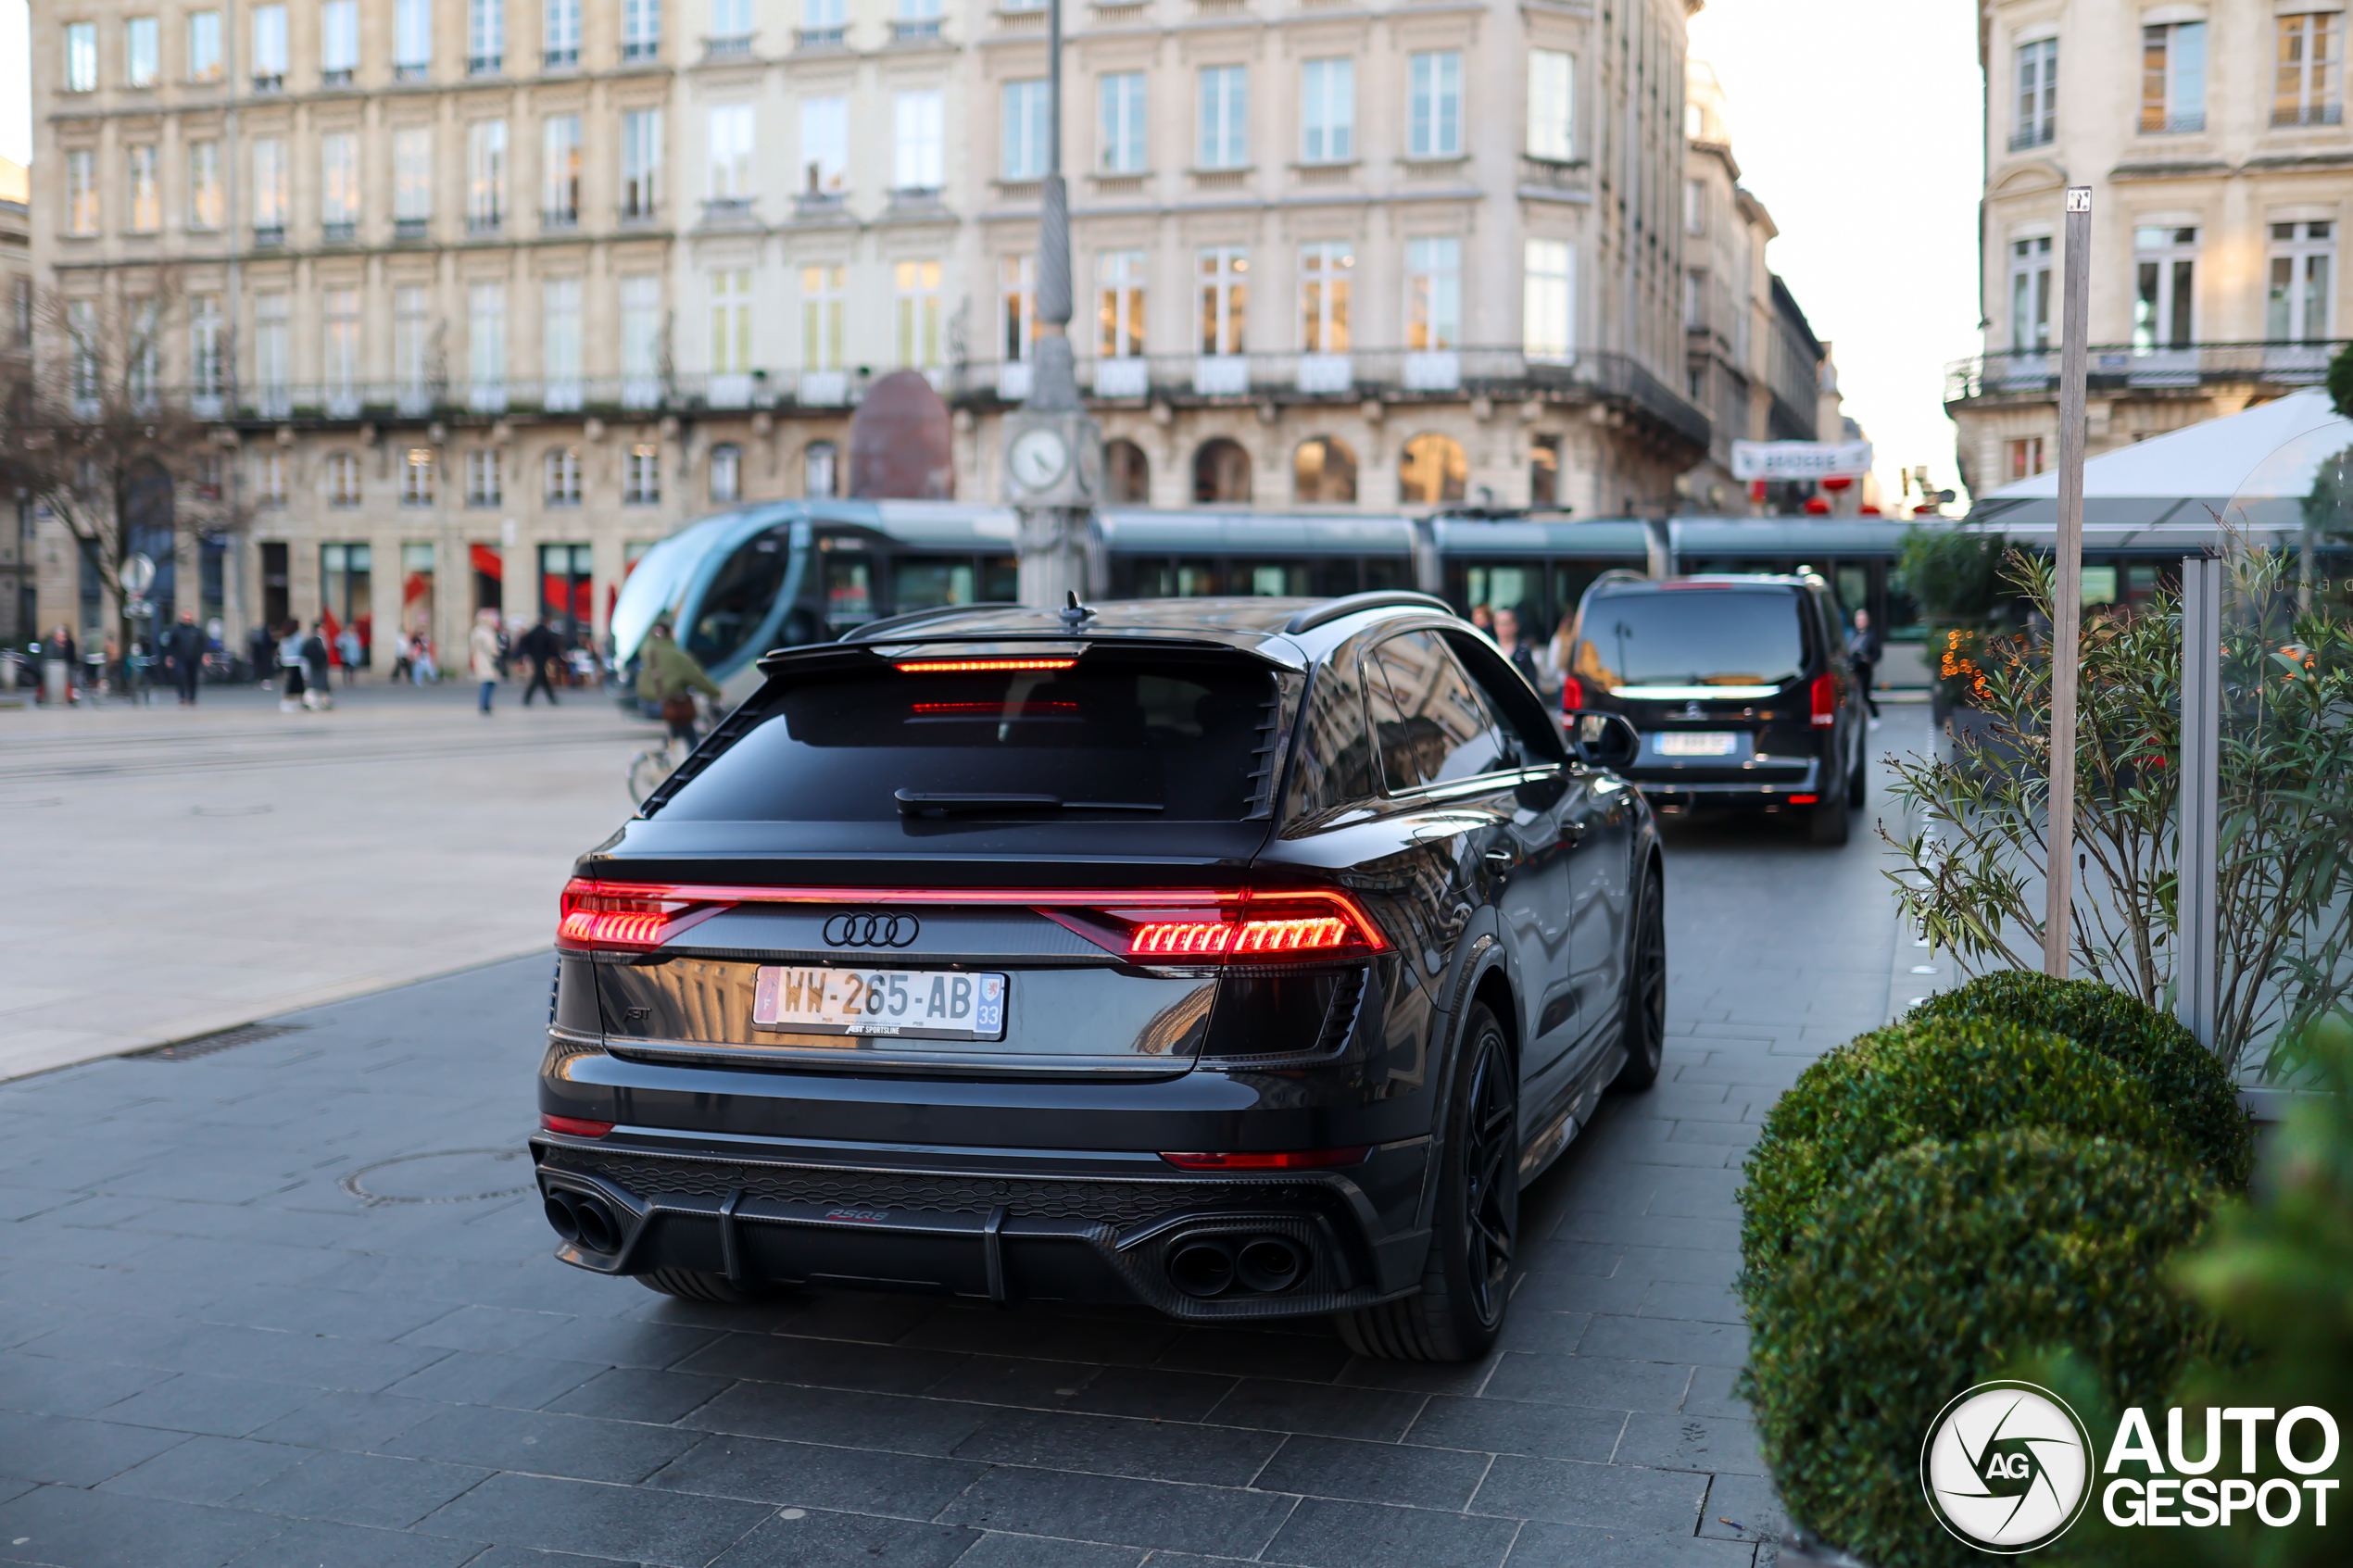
(1335, 1002), (1518, 1361)
(1610, 868), (1667, 1091)
(1807, 787), (1851, 846)
(1846, 742), (1868, 808)
(635, 1268), (775, 1305)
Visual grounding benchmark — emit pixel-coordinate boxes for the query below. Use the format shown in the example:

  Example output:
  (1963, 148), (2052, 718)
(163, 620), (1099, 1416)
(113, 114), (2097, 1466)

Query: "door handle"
(1565, 822), (1589, 846)
(1483, 849), (1515, 868)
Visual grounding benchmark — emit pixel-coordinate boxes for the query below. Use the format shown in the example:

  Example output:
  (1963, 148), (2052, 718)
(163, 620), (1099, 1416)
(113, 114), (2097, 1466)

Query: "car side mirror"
(1565, 710), (1640, 771)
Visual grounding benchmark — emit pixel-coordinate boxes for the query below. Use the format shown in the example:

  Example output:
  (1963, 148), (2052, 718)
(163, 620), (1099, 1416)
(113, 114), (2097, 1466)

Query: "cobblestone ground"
(0, 715), (1923, 1568)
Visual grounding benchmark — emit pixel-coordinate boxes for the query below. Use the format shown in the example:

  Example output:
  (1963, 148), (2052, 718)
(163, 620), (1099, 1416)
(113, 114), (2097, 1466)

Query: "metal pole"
(2044, 186), (2093, 978)
(2177, 553), (2221, 1052)
(1013, 0), (1091, 609)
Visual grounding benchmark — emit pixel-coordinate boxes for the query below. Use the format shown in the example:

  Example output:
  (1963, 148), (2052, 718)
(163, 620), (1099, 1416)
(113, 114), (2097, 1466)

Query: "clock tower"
(1002, 0), (1104, 608)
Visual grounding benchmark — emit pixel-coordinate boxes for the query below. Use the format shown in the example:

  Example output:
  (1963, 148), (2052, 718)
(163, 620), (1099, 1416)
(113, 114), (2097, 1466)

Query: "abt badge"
(1921, 1381), (2094, 1553)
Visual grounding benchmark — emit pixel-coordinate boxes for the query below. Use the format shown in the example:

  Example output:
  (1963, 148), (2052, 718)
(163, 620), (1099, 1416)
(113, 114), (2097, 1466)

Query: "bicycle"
(624, 695), (710, 806)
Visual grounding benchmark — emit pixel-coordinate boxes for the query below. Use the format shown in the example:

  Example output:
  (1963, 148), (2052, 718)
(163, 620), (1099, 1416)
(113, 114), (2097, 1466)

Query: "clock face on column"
(1010, 427), (1071, 491)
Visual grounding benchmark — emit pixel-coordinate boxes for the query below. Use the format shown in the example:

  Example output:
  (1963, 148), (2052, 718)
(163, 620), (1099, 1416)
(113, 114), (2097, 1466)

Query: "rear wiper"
(894, 790), (1164, 817)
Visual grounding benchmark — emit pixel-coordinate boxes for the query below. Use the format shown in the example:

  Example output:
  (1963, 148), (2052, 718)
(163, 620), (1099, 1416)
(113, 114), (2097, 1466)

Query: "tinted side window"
(1365, 631), (1511, 793)
(1441, 630), (1560, 762)
(1281, 650), (1380, 822)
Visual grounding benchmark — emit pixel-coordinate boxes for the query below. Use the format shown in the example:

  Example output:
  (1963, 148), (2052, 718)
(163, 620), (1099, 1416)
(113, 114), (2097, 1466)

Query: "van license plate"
(752, 968), (1007, 1041)
(1655, 732), (1743, 758)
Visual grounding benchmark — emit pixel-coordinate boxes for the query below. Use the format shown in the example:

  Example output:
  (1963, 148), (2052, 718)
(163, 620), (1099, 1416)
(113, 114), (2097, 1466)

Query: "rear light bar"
(1808, 671), (1840, 728)
(1160, 1148), (1369, 1171)
(541, 1113), (614, 1138)
(556, 880), (1387, 961)
(894, 658), (1076, 674)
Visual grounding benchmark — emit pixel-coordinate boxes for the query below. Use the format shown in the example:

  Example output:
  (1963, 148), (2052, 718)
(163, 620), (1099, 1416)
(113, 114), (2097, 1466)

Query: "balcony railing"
(322, 68), (354, 89)
(623, 39), (661, 60)
(2007, 126), (2055, 152)
(2274, 103), (2345, 127)
(797, 26), (848, 48)
(545, 47), (578, 69)
(321, 220), (356, 244)
(1946, 339), (2353, 404)
(395, 217), (430, 242)
(892, 18), (944, 42)
(468, 54), (502, 77)
(705, 34), (754, 57)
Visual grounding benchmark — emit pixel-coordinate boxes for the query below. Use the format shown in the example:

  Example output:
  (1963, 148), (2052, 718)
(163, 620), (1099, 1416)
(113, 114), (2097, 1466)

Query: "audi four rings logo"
(823, 913), (920, 948)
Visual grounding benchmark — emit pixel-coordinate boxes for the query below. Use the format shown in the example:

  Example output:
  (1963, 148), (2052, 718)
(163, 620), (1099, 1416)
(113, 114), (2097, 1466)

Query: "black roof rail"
(1282, 591), (1456, 636)
(837, 603), (1025, 642)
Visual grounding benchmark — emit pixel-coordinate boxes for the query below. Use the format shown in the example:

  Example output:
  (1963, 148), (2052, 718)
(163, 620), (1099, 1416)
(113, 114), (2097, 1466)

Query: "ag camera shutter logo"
(1921, 1381), (2095, 1553)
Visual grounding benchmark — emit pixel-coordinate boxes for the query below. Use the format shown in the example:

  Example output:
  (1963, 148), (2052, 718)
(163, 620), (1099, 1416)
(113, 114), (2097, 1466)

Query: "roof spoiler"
(1282, 591), (1456, 636)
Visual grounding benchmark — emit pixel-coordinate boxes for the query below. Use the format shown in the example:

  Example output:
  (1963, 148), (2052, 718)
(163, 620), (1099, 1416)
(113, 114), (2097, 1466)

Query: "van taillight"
(557, 878), (733, 951)
(1560, 675), (1585, 711)
(1809, 671), (1839, 728)
(1044, 890), (1387, 963)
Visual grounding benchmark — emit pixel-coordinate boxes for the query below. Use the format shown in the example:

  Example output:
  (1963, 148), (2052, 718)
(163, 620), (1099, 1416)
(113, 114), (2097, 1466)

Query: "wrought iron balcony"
(1945, 339), (2353, 404)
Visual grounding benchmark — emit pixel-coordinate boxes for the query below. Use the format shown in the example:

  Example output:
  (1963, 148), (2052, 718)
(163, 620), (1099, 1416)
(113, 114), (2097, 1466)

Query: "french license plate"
(751, 968), (1007, 1041)
(1655, 732), (1743, 758)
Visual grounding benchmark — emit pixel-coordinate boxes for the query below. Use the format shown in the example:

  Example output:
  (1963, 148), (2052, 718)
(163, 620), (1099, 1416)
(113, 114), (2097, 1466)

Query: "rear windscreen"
(1571, 591), (1806, 689)
(657, 659), (1277, 822)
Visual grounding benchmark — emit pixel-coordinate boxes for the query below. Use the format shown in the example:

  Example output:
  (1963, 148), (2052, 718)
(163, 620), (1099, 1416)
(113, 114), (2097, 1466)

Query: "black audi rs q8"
(534, 593), (1665, 1361)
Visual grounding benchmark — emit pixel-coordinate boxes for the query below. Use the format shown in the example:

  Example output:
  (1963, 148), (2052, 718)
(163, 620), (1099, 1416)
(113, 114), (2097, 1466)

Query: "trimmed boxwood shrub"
(1738, 1019), (2195, 1296)
(1908, 970), (2252, 1189)
(1744, 1131), (2227, 1568)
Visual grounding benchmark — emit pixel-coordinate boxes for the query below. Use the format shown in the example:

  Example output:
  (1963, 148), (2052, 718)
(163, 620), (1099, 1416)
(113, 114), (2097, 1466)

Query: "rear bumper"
(531, 1133), (1431, 1319)
(1629, 756), (1828, 808)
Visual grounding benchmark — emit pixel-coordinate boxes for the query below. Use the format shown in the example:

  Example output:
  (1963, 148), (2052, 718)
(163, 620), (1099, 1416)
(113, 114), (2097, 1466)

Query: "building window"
(1527, 50), (1574, 161)
(2277, 13), (2342, 126)
(65, 21), (96, 91)
(1683, 268), (1707, 331)
(254, 293), (291, 413)
(321, 134), (359, 238)
(625, 445), (661, 504)
(623, 109), (663, 216)
(1004, 80), (1051, 181)
(1294, 435), (1357, 504)
(127, 145), (161, 232)
(1408, 52), (1462, 157)
(709, 103), (755, 201)
(2141, 21), (2207, 133)
(710, 0), (752, 42)
(252, 138), (287, 239)
(1300, 241), (1353, 353)
(1193, 438), (1252, 504)
(66, 149), (98, 234)
(1529, 433), (1561, 507)
(624, 0), (662, 57)
(1001, 253), (1036, 362)
(470, 284), (508, 405)
(466, 449), (502, 506)
(803, 0), (847, 45)
(544, 278), (583, 407)
(2269, 220), (2335, 343)
(1101, 72), (1146, 173)
(2009, 235), (2052, 354)
(186, 140), (221, 228)
(469, 0), (505, 74)
(1099, 250), (1147, 358)
(800, 97), (847, 194)
(1106, 439), (1149, 504)
(322, 0), (359, 84)
(2015, 36), (2057, 147)
(126, 16), (159, 86)
(395, 127), (433, 230)
(544, 116), (582, 225)
(1399, 432), (1466, 504)
(2133, 225), (2198, 352)
(802, 264), (845, 370)
(895, 91), (944, 190)
(711, 269), (753, 375)
(546, 447), (584, 505)
(256, 452), (289, 507)
(188, 11), (222, 81)
(805, 440), (839, 497)
(896, 259), (943, 368)
(1524, 238), (1573, 360)
(1405, 235), (1461, 351)
(468, 120), (508, 232)
(1198, 247), (1247, 357)
(128, 298), (161, 408)
(546, 0), (581, 68)
(402, 447), (436, 507)
(252, 5), (287, 90)
(710, 444), (741, 503)
(396, 288), (431, 409)
(396, 0), (432, 77)
(1199, 65), (1248, 169)
(326, 452), (362, 507)
(622, 275), (662, 399)
(190, 295), (223, 397)
(324, 288), (360, 412)
(2006, 437), (2047, 483)
(1302, 58), (1354, 164)
(1684, 178), (1706, 236)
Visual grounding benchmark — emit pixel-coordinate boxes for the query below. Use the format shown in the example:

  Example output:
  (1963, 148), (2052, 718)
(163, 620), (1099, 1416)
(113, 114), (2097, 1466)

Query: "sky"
(0, 0), (1982, 500)
(1688, 1), (1988, 507)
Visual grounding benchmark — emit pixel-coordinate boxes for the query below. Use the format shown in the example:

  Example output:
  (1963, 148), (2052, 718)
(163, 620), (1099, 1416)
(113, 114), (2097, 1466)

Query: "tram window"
(1363, 558), (1411, 592)
(685, 528), (796, 669)
(894, 559), (979, 611)
(2079, 566), (2119, 608)
(824, 556), (875, 629)
(1175, 562), (1224, 596)
(1465, 565), (1539, 632)
(981, 557), (1019, 600)
(2122, 564), (2167, 608)
(1836, 568), (1868, 623)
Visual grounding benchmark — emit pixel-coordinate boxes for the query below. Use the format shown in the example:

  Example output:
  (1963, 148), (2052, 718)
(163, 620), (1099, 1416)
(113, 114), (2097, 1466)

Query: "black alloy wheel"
(1335, 1002), (1518, 1361)
(1611, 867), (1667, 1090)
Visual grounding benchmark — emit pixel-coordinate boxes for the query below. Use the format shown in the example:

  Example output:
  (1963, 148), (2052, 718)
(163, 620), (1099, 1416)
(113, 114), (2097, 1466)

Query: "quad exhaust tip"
(544, 1191), (622, 1255)
(1166, 1233), (1308, 1298)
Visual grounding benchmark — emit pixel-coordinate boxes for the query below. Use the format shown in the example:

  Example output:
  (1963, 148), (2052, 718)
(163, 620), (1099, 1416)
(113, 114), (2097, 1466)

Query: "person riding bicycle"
(635, 620), (720, 746)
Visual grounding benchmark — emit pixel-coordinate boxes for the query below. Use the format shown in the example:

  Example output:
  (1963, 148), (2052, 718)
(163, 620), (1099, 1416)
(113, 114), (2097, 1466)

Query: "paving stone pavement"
(0, 712), (1928, 1568)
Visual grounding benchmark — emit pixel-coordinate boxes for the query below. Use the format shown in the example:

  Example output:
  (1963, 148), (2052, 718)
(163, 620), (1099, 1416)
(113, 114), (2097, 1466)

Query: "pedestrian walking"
(635, 620), (721, 746)
(248, 625), (275, 686)
(44, 625), (78, 706)
(277, 621), (308, 711)
(1490, 606), (1546, 694)
(470, 610), (504, 714)
(517, 617), (563, 707)
(1847, 608), (1882, 722)
(389, 630), (414, 684)
(335, 626), (363, 687)
(412, 634), (438, 684)
(301, 621), (334, 710)
(166, 609), (207, 707)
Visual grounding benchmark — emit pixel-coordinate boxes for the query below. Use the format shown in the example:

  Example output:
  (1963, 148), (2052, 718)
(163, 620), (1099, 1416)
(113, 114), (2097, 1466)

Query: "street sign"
(1730, 441), (1874, 483)
(119, 553), (157, 596)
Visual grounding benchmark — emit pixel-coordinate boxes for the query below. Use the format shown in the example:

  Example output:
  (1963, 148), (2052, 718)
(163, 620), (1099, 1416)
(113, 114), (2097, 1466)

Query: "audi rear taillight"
(557, 878), (733, 952)
(1160, 1148), (1370, 1171)
(1560, 674), (1585, 711)
(1045, 890), (1386, 964)
(1809, 671), (1840, 728)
